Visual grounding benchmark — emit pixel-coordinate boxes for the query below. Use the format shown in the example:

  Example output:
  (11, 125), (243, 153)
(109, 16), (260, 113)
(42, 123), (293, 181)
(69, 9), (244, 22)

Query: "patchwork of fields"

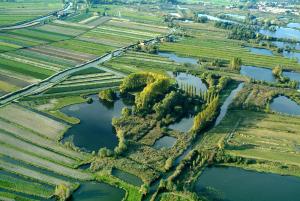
(0, 0), (63, 26)
(161, 22), (300, 71)
(0, 104), (93, 200)
(0, 14), (168, 96)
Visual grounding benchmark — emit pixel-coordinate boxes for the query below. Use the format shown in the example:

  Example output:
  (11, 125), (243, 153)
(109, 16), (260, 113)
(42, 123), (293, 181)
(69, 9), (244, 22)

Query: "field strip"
(0, 131), (77, 167)
(61, 75), (121, 85)
(78, 36), (126, 47)
(0, 104), (68, 141)
(5, 52), (64, 70)
(0, 41), (21, 49)
(0, 54), (61, 72)
(79, 15), (99, 24)
(0, 118), (88, 161)
(0, 173), (52, 198)
(0, 191), (39, 201)
(0, 144), (94, 180)
(55, 79), (124, 88)
(90, 30), (145, 40)
(68, 72), (113, 80)
(0, 69), (40, 83)
(54, 20), (93, 29)
(122, 56), (177, 64)
(97, 26), (157, 37)
(0, 160), (72, 187)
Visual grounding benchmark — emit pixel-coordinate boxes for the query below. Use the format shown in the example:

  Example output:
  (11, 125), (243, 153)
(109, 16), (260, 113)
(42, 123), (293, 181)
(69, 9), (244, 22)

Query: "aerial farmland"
(0, 0), (300, 201)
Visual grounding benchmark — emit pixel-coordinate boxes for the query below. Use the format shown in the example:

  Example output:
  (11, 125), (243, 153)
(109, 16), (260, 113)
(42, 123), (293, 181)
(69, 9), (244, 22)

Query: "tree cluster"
(192, 96), (219, 134)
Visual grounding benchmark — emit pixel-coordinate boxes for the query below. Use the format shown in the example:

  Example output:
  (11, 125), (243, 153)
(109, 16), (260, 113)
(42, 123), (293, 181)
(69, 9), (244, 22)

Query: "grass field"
(161, 22), (300, 71)
(200, 109), (300, 177)
(0, 0), (63, 26)
(0, 103), (94, 200)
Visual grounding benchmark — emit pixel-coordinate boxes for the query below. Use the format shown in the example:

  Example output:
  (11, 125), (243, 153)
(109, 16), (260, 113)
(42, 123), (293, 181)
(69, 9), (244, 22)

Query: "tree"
(99, 89), (116, 102)
(272, 65), (283, 78)
(55, 184), (71, 201)
(197, 16), (208, 23)
(98, 147), (112, 158)
(164, 157), (174, 171)
(230, 57), (242, 71)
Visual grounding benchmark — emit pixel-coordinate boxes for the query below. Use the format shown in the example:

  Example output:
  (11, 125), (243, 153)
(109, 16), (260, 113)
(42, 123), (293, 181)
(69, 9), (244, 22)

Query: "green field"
(0, 0), (63, 26)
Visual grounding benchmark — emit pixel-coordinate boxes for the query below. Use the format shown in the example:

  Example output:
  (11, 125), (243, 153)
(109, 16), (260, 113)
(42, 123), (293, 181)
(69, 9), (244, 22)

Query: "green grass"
(0, 172), (53, 198)
(0, 57), (55, 79)
(70, 67), (105, 76)
(0, 0), (63, 26)
(51, 39), (114, 55)
(199, 109), (300, 176)
(9, 28), (70, 42)
(0, 191), (38, 201)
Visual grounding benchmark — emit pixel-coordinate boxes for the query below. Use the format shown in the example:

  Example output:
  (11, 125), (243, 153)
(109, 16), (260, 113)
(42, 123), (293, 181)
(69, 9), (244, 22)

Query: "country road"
(0, 2), (72, 31)
(0, 36), (169, 107)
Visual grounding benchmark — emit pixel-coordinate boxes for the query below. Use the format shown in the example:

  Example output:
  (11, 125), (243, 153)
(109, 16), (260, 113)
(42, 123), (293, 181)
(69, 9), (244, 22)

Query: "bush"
(98, 89), (116, 102)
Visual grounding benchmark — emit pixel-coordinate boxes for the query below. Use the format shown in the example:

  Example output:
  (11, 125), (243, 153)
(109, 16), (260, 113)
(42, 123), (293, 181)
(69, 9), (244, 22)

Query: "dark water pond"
(249, 47), (273, 56)
(168, 116), (194, 133)
(259, 27), (300, 41)
(153, 136), (177, 149)
(270, 96), (300, 116)
(240, 66), (276, 82)
(195, 166), (300, 201)
(112, 169), (143, 187)
(159, 52), (198, 65)
(71, 182), (125, 201)
(61, 95), (128, 152)
(240, 66), (300, 88)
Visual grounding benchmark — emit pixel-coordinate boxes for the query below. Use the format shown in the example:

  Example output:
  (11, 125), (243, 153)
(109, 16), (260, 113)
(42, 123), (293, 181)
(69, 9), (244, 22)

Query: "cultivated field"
(0, 103), (93, 200)
(0, 0), (63, 26)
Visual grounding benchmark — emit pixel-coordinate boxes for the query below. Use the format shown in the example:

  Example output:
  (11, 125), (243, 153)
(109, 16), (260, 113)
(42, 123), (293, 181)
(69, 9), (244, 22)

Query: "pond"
(270, 96), (300, 116)
(240, 66), (300, 87)
(240, 66), (276, 82)
(158, 52), (198, 65)
(195, 166), (300, 201)
(168, 116), (194, 133)
(287, 23), (300, 29)
(259, 27), (300, 41)
(61, 94), (129, 152)
(112, 169), (143, 187)
(249, 47), (273, 56)
(153, 136), (177, 149)
(272, 41), (300, 51)
(283, 51), (300, 63)
(167, 72), (207, 94)
(166, 72), (207, 133)
(214, 83), (244, 126)
(71, 182), (125, 201)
